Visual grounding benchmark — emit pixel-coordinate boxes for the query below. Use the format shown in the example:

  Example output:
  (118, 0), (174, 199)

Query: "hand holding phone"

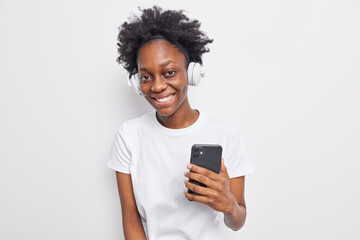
(187, 144), (222, 195)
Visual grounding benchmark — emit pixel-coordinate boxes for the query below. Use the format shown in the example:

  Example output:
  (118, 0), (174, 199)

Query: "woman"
(108, 6), (254, 240)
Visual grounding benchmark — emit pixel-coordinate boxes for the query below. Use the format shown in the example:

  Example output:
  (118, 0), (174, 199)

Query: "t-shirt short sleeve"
(225, 127), (254, 178)
(107, 124), (131, 174)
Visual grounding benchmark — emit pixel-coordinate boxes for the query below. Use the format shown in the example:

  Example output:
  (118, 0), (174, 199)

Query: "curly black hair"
(117, 6), (213, 77)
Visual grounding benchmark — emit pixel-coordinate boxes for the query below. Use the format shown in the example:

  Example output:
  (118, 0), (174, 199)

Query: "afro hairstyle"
(116, 6), (213, 77)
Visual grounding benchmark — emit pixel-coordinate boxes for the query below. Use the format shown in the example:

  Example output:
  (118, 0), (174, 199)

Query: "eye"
(164, 70), (176, 77)
(140, 75), (151, 83)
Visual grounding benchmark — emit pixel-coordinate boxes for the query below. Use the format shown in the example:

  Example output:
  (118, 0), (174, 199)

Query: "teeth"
(156, 94), (174, 103)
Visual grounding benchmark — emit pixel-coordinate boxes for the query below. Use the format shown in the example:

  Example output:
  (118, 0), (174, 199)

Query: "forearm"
(123, 215), (147, 240)
(223, 202), (247, 231)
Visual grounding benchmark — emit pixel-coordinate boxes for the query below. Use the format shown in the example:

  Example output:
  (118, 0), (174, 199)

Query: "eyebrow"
(160, 60), (176, 67)
(139, 60), (176, 72)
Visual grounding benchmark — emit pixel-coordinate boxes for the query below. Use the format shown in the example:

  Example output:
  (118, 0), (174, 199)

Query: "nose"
(151, 75), (167, 92)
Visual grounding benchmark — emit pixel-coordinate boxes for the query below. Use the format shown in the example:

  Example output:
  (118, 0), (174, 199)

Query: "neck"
(156, 98), (199, 129)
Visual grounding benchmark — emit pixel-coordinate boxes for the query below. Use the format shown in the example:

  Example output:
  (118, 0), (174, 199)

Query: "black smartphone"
(188, 144), (223, 195)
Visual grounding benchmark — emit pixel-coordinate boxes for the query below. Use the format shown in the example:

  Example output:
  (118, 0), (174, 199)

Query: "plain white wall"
(1, 0), (359, 239)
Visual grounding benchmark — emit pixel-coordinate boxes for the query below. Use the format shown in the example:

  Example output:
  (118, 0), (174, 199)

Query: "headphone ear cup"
(187, 62), (195, 86)
(129, 74), (142, 95)
(187, 62), (205, 86)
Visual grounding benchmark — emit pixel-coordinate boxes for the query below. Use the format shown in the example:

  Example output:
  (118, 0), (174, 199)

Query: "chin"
(154, 107), (177, 117)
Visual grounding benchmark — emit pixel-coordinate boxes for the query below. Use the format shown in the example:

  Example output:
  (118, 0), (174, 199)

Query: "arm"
(115, 172), (147, 240)
(224, 176), (247, 231)
(184, 159), (247, 231)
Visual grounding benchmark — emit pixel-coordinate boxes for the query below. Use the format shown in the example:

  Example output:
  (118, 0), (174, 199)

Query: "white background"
(1, 0), (359, 239)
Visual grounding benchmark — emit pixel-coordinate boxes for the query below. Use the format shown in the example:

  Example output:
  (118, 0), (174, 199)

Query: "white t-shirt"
(108, 110), (254, 240)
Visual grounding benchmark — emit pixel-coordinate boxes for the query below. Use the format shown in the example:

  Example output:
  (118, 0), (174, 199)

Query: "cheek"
(177, 72), (188, 93)
(175, 81), (188, 103)
(140, 83), (149, 95)
(180, 82), (188, 95)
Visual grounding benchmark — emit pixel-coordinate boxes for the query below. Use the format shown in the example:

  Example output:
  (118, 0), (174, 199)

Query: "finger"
(184, 190), (214, 206)
(185, 171), (221, 191)
(185, 179), (218, 197)
(220, 158), (229, 178)
(187, 164), (222, 181)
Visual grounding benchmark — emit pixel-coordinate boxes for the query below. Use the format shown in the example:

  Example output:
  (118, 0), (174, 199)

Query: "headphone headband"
(135, 34), (190, 65)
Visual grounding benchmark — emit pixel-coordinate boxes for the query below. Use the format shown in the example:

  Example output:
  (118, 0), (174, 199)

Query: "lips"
(151, 93), (176, 105)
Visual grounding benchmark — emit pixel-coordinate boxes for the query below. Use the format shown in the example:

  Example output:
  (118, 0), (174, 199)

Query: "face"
(137, 39), (189, 117)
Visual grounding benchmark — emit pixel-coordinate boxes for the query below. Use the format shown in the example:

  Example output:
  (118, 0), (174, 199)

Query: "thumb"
(220, 158), (229, 178)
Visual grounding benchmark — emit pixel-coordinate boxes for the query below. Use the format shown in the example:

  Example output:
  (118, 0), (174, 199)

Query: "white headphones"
(127, 62), (205, 95)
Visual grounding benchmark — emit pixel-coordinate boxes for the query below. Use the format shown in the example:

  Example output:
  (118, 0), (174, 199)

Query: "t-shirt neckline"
(150, 110), (207, 136)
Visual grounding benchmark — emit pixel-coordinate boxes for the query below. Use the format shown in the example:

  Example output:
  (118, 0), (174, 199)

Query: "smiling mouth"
(152, 94), (176, 103)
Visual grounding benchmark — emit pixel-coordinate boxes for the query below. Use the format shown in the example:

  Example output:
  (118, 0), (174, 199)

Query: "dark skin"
(116, 39), (247, 239)
(137, 39), (199, 129)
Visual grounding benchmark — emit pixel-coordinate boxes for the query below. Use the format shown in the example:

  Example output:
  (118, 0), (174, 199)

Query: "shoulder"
(204, 112), (240, 134)
(121, 111), (154, 129)
(115, 111), (154, 138)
